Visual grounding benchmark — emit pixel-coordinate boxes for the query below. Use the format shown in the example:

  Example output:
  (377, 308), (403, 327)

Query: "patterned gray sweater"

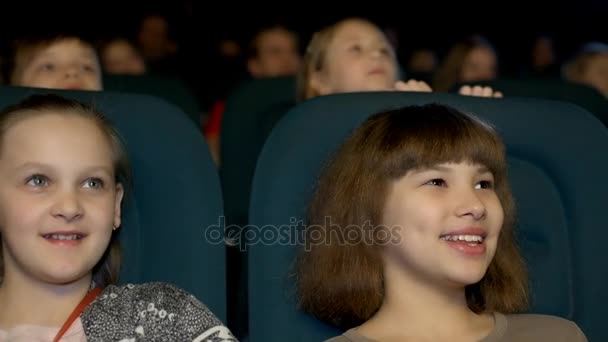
(81, 282), (236, 341)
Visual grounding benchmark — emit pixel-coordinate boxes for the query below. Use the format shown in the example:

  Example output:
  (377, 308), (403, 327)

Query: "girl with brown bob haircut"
(297, 104), (586, 341)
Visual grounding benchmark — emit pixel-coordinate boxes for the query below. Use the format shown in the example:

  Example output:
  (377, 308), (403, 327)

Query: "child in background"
(99, 37), (147, 76)
(205, 25), (302, 165)
(5, 35), (103, 91)
(433, 35), (498, 92)
(297, 17), (431, 101)
(563, 42), (608, 98)
(246, 25), (301, 79)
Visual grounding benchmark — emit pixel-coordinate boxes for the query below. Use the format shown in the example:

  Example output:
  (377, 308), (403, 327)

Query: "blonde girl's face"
(0, 113), (123, 287)
(311, 20), (399, 96)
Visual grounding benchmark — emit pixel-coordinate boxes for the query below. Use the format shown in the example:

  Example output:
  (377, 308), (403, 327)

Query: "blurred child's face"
(460, 46), (497, 83)
(138, 15), (175, 59)
(248, 28), (301, 78)
(582, 54), (608, 97)
(16, 39), (102, 91)
(0, 113), (123, 287)
(311, 20), (398, 95)
(532, 37), (555, 68)
(102, 39), (146, 75)
(408, 49), (437, 73)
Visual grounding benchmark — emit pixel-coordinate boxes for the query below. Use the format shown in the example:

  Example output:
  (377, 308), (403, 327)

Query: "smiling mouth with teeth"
(43, 234), (84, 241)
(440, 234), (485, 244)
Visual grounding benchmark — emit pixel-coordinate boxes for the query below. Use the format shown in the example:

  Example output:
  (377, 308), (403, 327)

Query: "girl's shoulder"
(490, 312), (586, 342)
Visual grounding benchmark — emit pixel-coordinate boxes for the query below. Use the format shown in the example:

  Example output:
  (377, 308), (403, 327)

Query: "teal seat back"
(220, 76), (296, 227)
(453, 79), (608, 126)
(103, 74), (201, 127)
(0, 86), (226, 321)
(219, 76), (297, 339)
(249, 92), (608, 341)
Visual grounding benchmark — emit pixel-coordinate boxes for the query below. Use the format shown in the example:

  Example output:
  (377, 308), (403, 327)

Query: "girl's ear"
(113, 183), (124, 229)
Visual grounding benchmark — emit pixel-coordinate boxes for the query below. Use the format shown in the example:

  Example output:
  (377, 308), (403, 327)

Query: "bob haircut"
(296, 103), (528, 330)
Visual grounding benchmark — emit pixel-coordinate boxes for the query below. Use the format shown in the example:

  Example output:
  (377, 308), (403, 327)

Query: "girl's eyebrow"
(477, 166), (491, 174)
(14, 161), (51, 171)
(15, 162), (112, 176)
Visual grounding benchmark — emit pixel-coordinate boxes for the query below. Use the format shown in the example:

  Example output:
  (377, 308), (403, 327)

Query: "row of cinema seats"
(220, 77), (608, 244)
(103, 74), (203, 126)
(1, 81), (607, 341)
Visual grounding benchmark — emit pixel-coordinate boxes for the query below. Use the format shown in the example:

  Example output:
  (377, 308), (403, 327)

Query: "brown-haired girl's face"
(311, 20), (398, 96)
(0, 113), (123, 286)
(381, 162), (503, 287)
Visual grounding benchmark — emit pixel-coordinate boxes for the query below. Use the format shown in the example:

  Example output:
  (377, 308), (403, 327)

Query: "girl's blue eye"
(84, 178), (104, 189)
(27, 174), (49, 187)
